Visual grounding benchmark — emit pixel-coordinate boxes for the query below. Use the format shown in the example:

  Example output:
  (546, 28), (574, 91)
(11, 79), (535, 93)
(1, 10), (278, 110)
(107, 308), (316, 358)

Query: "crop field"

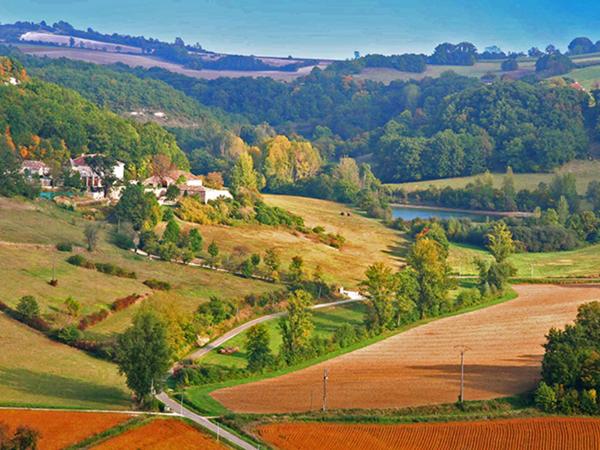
(211, 284), (600, 413)
(386, 160), (600, 194)
(255, 418), (600, 450)
(190, 194), (407, 287)
(0, 314), (130, 408)
(91, 418), (227, 450)
(18, 45), (327, 81)
(0, 409), (132, 450)
(200, 302), (368, 368)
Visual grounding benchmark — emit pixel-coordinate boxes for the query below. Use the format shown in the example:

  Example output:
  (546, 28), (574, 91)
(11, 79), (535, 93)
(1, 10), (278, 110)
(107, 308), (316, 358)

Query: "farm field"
(189, 194), (407, 287)
(211, 284), (600, 413)
(91, 418), (227, 450)
(200, 302), (368, 368)
(0, 409), (133, 450)
(386, 160), (600, 194)
(354, 60), (536, 84)
(0, 314), (130, 409)
(17, 45), (327, 81)
(255, 418), (600, 450)
(562, 65), (600, 90)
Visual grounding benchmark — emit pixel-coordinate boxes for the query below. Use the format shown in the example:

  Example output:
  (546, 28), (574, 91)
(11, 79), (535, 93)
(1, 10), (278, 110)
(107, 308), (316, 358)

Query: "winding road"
(157, 290), (366, 449)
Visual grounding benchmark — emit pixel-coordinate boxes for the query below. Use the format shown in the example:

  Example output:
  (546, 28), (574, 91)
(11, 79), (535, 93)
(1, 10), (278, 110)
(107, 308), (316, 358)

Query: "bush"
(534, 381), (557, 412)
(78, 308), (110, 330)
(95, 262), (137, 279)
(173, 365), (248, 386)
(66, 254), (88, 267)
(454, 288), (482, 308)
(56, 242), (73, 252)
(112, 232), (135, 250)
(143, 279), (172, 291)
(57, 325), (83, 344)
(111, 294), (142, 311)
(16, 295), (40, 320)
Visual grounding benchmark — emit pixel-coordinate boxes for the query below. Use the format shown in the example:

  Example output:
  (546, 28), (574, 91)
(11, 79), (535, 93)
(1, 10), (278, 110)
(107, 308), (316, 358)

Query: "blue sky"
(2, 0), (600, 59)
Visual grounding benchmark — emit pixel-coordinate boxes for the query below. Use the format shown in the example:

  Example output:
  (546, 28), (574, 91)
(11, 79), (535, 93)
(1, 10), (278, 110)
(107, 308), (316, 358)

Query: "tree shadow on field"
(0, 367), (129, 407)
(407, 356), (541, 397)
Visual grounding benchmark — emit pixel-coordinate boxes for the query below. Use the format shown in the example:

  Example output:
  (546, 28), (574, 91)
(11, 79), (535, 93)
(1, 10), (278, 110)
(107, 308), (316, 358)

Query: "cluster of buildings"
(19, 155), (232, 204)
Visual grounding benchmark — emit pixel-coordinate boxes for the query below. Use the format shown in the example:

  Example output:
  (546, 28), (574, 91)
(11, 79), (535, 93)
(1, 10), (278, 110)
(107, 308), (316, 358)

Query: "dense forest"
(0, 56), (188, 178)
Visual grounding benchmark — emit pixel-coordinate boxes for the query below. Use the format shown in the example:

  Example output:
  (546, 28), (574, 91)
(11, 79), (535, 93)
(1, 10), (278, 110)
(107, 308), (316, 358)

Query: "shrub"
(95, 262), (137, 279)
(57, 325), (83, 344)
(56, 242), (73, 252)
(173, 365), (248, 386)
(16, 295), (39, 320)
(66, 254), (86, 267)
(535, 381), (557, 412)
(78, 308), (110, 330)
(111, 294), (142, 311)
(112, 232), (135, 250)
(143, 279), (172, 291)
(454, 288), (482, 308)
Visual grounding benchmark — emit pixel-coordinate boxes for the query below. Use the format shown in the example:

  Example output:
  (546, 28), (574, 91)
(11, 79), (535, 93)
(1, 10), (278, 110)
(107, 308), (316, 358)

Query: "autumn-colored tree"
(279, 290), (314, 364)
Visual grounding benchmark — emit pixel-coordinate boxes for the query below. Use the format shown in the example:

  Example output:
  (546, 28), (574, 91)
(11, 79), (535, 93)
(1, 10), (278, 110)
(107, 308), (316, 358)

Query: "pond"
(391, 205), (491, 221)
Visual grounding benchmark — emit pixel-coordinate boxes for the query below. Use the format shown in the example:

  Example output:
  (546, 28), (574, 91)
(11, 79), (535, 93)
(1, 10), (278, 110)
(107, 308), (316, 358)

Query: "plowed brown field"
(91, 418), (227, 450)
(256, 418), (600, 450)
(212, 284), (600, 413)
(0, 409), (132, 450)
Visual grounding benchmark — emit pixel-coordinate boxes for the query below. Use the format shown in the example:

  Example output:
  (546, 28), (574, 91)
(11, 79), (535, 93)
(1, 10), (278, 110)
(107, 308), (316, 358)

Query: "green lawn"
(0, 313), (130, 409)
(561, 65), (600, 90)
(386, 160), (600, 194)
(200, 302), (368, 369)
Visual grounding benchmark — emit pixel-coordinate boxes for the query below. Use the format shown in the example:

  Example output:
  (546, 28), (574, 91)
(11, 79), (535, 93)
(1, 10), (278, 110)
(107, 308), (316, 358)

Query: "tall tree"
(246, 324), (273, 372)
(360, 263), (400, 331)
(115, 310), (172, 405)
(279, 290), (314, 364)
(409, 237), (451, 318)
(487, 222), (515, 263)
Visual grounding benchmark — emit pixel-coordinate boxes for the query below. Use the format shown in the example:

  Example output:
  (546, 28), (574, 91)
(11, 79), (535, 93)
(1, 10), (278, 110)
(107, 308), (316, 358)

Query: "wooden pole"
(322, 369), (329, 412)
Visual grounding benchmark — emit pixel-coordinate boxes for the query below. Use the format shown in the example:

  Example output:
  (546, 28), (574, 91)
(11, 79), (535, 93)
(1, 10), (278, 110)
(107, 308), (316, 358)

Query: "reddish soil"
(0, 409), (131, 450)
(256, 418), (600, 450)
(92, 418), (227, 450)
(212, 284), (600, 413)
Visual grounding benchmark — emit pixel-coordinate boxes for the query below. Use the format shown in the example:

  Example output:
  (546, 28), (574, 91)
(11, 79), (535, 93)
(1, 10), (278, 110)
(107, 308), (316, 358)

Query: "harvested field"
(212, 284), (600, 413)
(256, 418), (600, 450)
(18, 45), (326, 81)
(91, 418), (227, 450)
(0, 409), (131, 450)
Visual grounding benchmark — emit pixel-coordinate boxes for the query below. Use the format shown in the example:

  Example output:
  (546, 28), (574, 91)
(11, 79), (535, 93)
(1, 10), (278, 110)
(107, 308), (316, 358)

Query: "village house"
(20, 160), (53, 188)
(142, 170), (232, 205)
(70, 154), (125, 200)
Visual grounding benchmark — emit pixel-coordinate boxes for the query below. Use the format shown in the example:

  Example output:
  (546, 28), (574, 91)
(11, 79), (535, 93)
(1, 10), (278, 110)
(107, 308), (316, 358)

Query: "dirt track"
(256, 418), (600, 450)
(212, 284), (600, 413)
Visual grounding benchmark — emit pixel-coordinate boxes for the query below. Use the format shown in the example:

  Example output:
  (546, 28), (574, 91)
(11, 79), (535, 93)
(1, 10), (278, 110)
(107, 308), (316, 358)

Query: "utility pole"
(322, 369), (329, 412)
(454, 345), (471, 404)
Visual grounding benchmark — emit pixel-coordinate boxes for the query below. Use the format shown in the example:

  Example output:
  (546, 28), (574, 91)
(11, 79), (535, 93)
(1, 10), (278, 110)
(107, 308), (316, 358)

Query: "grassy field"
(355, 53), (600, 84)
(0, 197), (278, 337)
(562, 65), (600, 90)
(200, 302), (368, 369)
(0, 313), (130, 409)
(185, 195), (407, 287)
(449, 242), (600, 278)
(387, 160), (600, 194)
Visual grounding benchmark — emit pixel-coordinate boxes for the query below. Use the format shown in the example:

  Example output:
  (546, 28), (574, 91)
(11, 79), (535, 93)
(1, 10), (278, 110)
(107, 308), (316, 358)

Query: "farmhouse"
(142, 170), (233, 204)
(20, 160), (52, 187)
(70, 154), (125, 199)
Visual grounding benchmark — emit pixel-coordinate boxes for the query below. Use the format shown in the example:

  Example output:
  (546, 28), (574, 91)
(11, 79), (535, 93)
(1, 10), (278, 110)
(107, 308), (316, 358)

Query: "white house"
(70, 154), (125, 199)
(20, 160), (52, 187)
(142, 171), (232, 204)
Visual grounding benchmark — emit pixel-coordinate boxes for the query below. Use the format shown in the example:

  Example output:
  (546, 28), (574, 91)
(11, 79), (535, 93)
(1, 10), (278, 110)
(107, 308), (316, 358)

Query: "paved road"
(156, 392), (257, 450)
(157, 290), (366, 449)
(187, 294), (365, 361)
